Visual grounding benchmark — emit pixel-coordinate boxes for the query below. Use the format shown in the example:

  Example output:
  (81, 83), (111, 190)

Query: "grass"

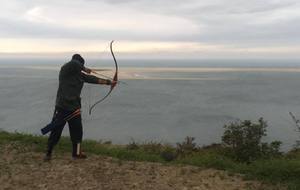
(1, 130), (300, 189)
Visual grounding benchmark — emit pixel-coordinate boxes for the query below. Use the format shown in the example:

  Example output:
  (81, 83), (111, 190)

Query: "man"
(44, 54), (115, 161)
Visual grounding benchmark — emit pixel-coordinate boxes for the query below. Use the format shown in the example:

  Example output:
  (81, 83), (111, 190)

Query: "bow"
(89, 40), (118, 115)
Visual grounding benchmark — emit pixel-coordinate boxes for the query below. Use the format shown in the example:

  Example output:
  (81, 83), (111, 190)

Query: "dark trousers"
(46, 107), (82, 156)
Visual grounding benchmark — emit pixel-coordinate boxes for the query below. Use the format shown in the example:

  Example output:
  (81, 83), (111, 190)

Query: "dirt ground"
(0, 144), (284, 190)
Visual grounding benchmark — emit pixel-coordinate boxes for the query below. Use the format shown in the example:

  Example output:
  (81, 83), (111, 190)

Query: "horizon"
(1, 56), (300, 69)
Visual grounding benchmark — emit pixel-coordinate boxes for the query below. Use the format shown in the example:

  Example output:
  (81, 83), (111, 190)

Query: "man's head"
(72, 54), (85, 65)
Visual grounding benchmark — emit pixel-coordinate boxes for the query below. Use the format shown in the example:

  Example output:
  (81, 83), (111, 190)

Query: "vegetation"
(0, 118), (300, 189)
(222, 118), (282, 162)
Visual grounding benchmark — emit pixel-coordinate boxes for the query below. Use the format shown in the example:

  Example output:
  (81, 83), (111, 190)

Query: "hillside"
(0, 142), (283, 190)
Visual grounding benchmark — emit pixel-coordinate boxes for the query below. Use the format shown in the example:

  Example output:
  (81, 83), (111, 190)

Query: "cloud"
(0, 0), (299, 57)
(24, 6), (54, 23)
(0, 0), (200, 40)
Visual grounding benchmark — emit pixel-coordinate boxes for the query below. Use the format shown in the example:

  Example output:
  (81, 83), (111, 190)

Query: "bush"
(126, 139), (140, 150)
(176, 136), (197, 157)
(261, 141), (282, 159)
(140, 141), (164, 154)
(160, 145), (177, 162)
(222, 118), (282, 162)
(288, 112), (300, 149)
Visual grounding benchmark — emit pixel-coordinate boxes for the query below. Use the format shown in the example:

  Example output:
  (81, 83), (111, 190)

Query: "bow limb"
(89, 41), (118, 115)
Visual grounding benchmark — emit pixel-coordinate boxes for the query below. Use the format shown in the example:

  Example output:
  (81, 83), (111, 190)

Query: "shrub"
(126, 139), (140, 150)
(222, 118), (281, 162)
(261, 141), (282, 158)
(289, 112), (300, 148)
(160, 145), (177, 162)
(140, 141), (163, 154)
(176, 136), (197, 157)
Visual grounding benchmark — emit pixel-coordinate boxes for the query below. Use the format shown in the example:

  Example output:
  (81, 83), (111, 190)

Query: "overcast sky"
(1, 0), (300, 58)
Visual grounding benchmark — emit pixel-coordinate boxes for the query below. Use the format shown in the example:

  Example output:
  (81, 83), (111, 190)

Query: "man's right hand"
(83, 67), (92, 74)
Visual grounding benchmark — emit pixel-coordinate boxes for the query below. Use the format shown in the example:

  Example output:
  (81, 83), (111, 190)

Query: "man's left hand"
(111, 80), (117, 87)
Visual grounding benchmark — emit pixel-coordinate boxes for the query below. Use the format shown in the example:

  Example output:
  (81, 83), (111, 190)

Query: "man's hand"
(98, 79), (116, 86)
(83, 67), (92, 74)
(111, 80), (117, 87)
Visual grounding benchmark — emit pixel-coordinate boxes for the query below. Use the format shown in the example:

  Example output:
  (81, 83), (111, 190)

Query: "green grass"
(0, 130), (163, 162)
(1, 130), (299, 189)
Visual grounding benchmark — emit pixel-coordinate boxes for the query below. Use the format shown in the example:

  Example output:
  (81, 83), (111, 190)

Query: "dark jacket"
(55, 59), (99, 111)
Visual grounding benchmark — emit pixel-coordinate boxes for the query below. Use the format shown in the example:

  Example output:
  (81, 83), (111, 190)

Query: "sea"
(0, 57), (300, 151)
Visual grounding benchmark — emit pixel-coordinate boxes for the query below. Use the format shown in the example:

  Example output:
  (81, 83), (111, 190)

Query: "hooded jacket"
(55, 59), (99, 111)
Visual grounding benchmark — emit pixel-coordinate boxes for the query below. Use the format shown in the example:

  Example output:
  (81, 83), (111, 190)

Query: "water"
(0, 58), (299, 150)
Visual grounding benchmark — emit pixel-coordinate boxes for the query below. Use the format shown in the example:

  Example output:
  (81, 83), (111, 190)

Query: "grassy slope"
(0, 131), (299, 190)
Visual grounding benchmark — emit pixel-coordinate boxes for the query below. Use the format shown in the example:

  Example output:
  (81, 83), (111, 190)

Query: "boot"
(72, 152), (87, 159)
(72, 143), (87, 159)
(43, 152), (52, 162)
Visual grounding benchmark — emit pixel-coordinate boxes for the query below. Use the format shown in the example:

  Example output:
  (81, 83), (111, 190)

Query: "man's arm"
(81, 72), (111, 85)
(82, 67), (116, 85)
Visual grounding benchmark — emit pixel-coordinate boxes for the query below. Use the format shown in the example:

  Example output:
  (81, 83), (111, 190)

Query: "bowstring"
(88, 42), (111, 116)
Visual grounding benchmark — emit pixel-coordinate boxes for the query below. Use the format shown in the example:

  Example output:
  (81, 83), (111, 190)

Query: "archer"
(42, 54), (116, 161)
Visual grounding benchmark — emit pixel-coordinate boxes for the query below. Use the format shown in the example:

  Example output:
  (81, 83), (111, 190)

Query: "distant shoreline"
(2, 65), (300, 80)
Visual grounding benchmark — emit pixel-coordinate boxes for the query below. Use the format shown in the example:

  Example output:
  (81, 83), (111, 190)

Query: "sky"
(0, 0), (300, 59)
